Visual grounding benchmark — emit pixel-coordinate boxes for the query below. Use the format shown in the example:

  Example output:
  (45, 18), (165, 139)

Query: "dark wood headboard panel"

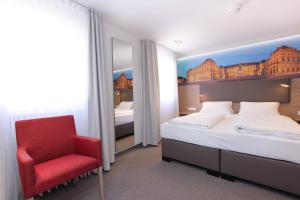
(120, 88), (133, 102)
(200, 78), (290, 103)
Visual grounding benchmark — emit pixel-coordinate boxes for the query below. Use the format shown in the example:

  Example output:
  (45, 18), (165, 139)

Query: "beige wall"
(178, 84), (201, 114)
(280, 78), (300, 117)
(178, 78), (300, 117)
(114, 90), (121, 107)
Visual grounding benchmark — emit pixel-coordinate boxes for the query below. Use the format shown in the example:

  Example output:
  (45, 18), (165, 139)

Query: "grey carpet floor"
(43, 145), (297, 200)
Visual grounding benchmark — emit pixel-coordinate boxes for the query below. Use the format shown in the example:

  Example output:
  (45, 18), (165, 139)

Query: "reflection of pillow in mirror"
(118, 101), (133, 109)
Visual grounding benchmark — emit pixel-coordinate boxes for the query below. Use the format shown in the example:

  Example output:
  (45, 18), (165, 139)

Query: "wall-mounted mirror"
(112, 38), (135, 153)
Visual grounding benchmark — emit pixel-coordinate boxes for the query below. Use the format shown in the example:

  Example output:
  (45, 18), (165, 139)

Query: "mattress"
(115, 108), (134, 126)
(161, 115), (300, 165)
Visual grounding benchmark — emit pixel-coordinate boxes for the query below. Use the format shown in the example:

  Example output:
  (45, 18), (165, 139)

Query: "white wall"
(102, 21), (142, 145)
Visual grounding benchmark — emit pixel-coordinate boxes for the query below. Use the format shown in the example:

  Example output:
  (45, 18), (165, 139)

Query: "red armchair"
(15, 115), (104, 200)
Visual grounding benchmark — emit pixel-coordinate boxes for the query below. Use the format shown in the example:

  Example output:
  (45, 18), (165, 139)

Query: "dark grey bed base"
(161, 138), (300, 196)
(115, 122), (134, 140)
(161, 138), (220, 176)
(221, 150), (300, 196)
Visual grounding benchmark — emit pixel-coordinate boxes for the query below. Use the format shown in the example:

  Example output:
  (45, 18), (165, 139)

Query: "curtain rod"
(71, 0), (90, 10)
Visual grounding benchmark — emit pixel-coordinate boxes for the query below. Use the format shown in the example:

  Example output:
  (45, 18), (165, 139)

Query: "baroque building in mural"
(114, 73), (133, 89)
(185, 46), (300, 83)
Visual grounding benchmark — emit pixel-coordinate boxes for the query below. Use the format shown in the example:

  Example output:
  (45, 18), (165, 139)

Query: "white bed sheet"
(161, 114), (300, 164)
(115, 108), (134, 126)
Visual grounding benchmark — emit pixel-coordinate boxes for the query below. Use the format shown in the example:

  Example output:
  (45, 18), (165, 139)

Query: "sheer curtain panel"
(157, 45), (179, 123)
(0, 0), (89, 199)
(89, 10), (115, 171)
(140, 40), (161, 146)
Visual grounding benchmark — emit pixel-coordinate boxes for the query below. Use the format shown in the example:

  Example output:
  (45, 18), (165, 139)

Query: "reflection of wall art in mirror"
(113, 68), (133, 89)
(177, 35), (300, 85)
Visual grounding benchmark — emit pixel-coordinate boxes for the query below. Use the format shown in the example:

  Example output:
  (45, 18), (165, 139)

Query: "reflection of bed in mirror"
(114, 101), (134, 139)
(112, 38), (135, 152)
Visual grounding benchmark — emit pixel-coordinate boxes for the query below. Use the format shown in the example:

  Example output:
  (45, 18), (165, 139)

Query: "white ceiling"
(77, 0), (300, 58)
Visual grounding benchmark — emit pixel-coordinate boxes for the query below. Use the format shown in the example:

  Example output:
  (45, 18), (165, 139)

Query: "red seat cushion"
(34, 154), (99, 194)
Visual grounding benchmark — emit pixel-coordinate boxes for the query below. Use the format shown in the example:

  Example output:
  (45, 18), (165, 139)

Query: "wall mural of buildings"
(177, 36), (300, 84)
(113, 68), (133, 89)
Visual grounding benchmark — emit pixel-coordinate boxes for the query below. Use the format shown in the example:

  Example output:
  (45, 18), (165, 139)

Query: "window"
(0, 0), (89, 112)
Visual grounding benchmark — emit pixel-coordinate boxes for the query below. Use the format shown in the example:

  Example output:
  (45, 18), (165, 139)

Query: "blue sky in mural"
(113, 68), (133, 80)
(177, 35), (300, 78)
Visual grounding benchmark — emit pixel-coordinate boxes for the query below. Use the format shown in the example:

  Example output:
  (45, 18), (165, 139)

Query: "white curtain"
(140, 40), (161, 146)
(157, 45), (179, 123)
(0, 0), (90, 199)
(89, 10), (115, 170)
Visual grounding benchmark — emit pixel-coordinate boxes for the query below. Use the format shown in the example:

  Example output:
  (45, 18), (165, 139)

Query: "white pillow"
(239, 102), (280, 116)
(118, 101), (133, 110)
(200, 101), (233, 115)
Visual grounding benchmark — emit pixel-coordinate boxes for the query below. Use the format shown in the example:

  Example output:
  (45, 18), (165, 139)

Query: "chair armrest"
(73, 136), (102, 166)
(17, 147), (36, 199)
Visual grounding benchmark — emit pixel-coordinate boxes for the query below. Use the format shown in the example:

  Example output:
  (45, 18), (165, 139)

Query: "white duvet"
(235, 114), (300, 140)
(114, 108), (134, 126)
(168, 113), (224, 129)
(161, 114), (300, 164)
(115, 108), (133, 117)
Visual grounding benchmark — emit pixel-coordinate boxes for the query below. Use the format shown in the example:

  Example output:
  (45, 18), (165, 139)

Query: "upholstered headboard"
(200, 78), (290, 103)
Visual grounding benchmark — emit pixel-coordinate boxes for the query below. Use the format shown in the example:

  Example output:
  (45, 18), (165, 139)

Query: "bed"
(161, 102), (300, 196)
(115, 102), (134, 139)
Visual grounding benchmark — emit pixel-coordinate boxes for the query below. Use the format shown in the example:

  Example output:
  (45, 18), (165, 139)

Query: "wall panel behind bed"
(200, 78), (290, 103)
(178, 78), (300, 117)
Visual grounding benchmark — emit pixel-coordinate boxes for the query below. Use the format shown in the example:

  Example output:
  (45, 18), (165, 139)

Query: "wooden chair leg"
(99, 167), (104, 200)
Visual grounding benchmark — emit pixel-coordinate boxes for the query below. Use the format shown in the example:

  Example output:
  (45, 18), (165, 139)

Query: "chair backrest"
(16, 115), (77, 164)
